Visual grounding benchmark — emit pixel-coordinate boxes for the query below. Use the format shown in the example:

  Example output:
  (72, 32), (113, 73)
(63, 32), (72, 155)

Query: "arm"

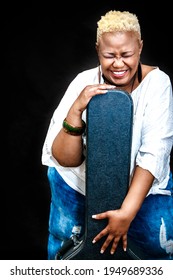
(52, 84), (116, 167)
(92, 73), (173, 254)
(52, 111), (85, 167)
(92, 165), (154, 254)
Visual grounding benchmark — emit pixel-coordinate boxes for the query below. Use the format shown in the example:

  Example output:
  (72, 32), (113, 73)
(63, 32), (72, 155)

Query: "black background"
(4, 0), (173, 260)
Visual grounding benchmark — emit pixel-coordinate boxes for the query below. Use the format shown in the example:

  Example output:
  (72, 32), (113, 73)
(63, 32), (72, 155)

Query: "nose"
(113, 57), (124, 67)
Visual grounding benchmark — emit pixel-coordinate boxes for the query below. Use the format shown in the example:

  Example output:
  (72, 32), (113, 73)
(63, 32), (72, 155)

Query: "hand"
(92, 209), (131, 255)
(69, 84), (116, 117)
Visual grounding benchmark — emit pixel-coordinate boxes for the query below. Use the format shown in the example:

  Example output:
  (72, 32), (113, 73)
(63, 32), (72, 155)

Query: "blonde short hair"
(96, 10), (141, 43)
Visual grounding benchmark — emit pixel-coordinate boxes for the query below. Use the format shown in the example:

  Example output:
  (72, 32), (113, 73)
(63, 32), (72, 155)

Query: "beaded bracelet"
(63, 118), (86, 136)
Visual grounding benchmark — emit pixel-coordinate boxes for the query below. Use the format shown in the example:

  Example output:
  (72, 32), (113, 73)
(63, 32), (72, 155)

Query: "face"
(96, 31), (143, 89)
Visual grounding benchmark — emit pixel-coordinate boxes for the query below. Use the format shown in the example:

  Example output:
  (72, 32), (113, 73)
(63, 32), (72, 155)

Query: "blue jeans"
(47, 167), (173, 260)
(47, 167), (85, 260)
(128, 172), (173, 260)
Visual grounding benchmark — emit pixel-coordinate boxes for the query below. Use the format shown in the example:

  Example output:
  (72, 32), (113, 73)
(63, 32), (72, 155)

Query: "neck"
(100, 62), (142, 93)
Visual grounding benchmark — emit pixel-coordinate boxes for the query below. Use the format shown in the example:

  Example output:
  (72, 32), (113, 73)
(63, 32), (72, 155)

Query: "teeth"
(113, 71), (126, 75)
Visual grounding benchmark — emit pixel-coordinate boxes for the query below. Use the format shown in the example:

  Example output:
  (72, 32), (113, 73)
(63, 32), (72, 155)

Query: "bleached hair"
(96, 10), (141, 43)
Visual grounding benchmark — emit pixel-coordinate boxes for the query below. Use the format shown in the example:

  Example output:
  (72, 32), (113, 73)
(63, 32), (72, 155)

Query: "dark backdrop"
(4, 1), (172, 260)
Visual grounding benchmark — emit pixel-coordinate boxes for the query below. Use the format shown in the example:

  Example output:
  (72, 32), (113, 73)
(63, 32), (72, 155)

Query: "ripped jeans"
(47, 167), (85, 260)
(47, 167), (173, 260)
(128, 172), (173, 260)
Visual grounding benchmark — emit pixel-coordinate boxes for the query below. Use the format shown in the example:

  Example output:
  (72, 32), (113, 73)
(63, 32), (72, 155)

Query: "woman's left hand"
(92, 209), (131, 254)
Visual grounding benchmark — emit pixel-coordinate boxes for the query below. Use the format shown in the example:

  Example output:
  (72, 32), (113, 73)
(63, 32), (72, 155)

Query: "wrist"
(63, 118), (86, 136)
(120, 202), (140, 222)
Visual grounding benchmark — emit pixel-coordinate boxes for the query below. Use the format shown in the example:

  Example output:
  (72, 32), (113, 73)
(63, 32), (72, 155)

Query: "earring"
(137, 62), (142, 83)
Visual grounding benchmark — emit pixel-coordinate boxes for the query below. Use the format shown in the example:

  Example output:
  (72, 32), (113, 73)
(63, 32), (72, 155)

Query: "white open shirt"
(42, 66), (173, 196)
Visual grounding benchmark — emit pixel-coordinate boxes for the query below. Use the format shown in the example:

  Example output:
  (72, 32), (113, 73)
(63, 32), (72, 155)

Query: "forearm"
(52, 105), (85, 167)
(51, 83), (116, 167)
(121, 166), (155, 221)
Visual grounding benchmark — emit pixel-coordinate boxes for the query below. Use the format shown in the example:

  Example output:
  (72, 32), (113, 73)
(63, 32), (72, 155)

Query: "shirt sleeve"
(136, 72), (173, 182)
(41, 73), (86, 168)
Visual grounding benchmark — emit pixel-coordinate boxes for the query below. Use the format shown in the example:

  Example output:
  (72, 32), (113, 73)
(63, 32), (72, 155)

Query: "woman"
(42, 10), (173, 260)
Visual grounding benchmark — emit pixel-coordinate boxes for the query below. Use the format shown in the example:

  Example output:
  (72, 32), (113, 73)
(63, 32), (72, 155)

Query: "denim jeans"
(47, 167), (173, 260)
(128, 172), (173, 260)
(47, 167), (85, 260)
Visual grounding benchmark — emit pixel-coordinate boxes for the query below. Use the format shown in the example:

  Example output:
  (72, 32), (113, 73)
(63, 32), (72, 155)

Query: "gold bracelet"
(63, 118), (86, 136)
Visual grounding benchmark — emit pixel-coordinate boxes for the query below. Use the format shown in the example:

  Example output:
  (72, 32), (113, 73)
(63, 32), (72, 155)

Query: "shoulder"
(76, 66), (99, 78)
(133, 65), (172, 99)
(68, 66), (100, 90)
(141, 64), (171, 84)
(63, 66), (100, 95)
(141, 64), (156, 78)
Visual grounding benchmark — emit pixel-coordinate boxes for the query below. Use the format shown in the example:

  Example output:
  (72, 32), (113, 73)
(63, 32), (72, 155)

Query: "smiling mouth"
(112, 70), (127, 77)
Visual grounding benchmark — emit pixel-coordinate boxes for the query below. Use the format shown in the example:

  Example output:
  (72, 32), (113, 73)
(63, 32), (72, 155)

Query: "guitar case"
(56, 89), (135, 260)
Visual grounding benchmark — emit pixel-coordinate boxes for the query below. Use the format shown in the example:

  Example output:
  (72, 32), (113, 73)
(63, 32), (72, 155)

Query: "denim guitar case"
(57, 89), (135, 260)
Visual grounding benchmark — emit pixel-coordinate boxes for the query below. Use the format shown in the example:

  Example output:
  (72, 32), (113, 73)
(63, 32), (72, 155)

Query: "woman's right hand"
(67, 84), (116, 121)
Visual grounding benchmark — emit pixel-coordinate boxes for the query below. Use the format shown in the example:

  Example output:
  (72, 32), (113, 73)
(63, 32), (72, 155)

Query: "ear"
(95, 43), (100, 60)
(95, 43), (99, 52)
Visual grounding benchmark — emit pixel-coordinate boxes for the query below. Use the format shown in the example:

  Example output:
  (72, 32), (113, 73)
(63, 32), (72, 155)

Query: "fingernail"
(100, 250), (104, 254)
(110, 251), (114, 255)
(92, 215), (96, 219)
(123, 247), (127, 252)
(92, 239), (96, 244)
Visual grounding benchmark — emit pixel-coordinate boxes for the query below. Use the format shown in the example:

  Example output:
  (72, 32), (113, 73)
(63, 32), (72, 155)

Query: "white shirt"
(42, 66), (173, 196)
